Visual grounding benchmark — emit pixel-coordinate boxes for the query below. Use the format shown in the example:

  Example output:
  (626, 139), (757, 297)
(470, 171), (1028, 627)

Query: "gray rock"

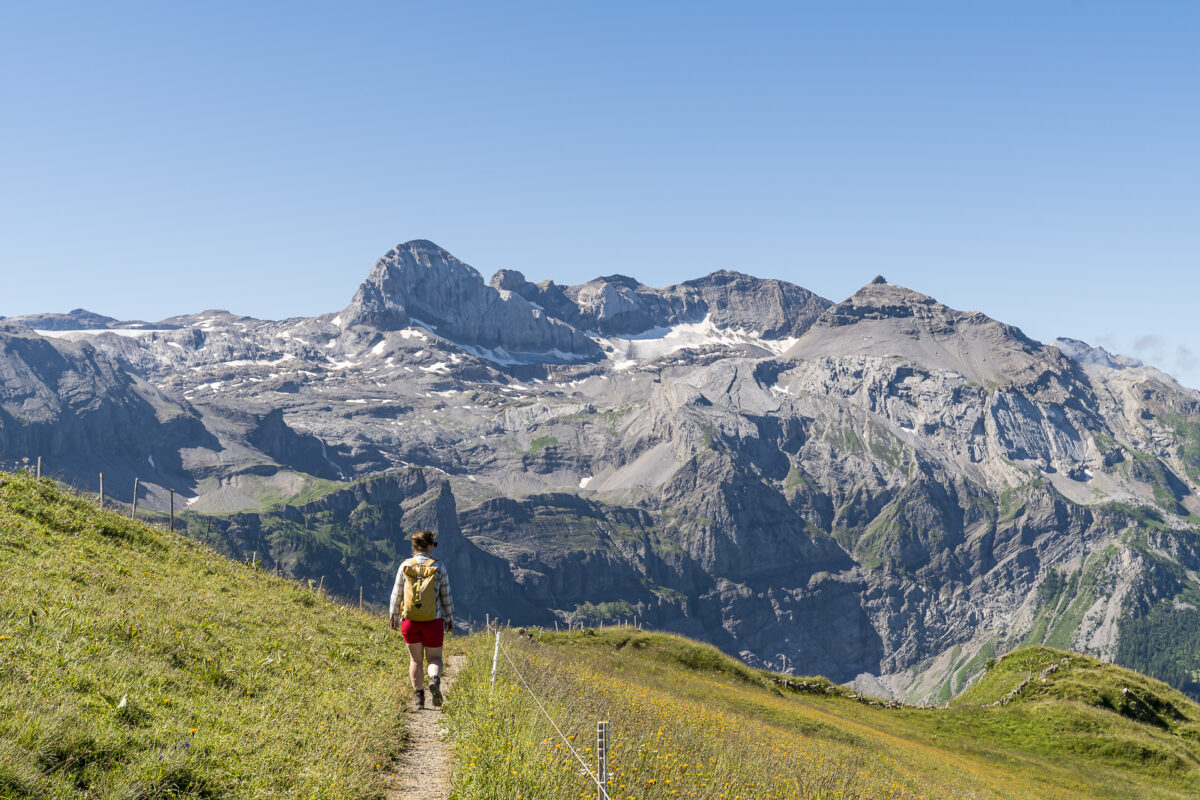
(343, 240), (601, 361)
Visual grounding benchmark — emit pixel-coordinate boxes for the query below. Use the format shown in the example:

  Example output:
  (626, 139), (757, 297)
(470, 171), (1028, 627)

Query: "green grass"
(0, 471), (413, 799)
(253, 475), (346, 509)
(446, 630), (1200, 799)
(523, 436), (559, 454)
(570, 601), (635, 623)
(1118, 602), (1200, 700)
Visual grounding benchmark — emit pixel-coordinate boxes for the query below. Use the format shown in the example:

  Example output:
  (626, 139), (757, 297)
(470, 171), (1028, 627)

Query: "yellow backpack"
(402, 559), (441, 621)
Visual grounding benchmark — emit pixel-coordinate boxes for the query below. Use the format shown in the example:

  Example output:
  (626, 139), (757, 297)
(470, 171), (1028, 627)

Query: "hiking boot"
(413, 689), (425, 710)
(429, 676), (443, 708)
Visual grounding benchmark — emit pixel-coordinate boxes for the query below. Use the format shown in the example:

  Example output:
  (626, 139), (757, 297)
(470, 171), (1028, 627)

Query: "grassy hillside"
(9, 467), (1200, 799)
(445, 630), (1200, 800)
(0, 472), (414, 799)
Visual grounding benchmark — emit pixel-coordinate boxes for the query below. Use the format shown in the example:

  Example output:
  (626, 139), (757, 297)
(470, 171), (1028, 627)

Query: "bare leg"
(407, 642), (425, 690)
(425, 646), (443, 682)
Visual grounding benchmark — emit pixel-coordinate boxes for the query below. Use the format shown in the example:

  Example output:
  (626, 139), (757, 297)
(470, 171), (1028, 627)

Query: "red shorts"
(400, 618), (444, 648)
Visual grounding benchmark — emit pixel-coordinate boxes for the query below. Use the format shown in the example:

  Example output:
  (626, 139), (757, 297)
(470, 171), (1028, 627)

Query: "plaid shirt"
(388, 553), (454, 622)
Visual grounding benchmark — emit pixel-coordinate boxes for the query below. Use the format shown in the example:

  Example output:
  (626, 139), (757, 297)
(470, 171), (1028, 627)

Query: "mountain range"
(3, 238), (1199, 703)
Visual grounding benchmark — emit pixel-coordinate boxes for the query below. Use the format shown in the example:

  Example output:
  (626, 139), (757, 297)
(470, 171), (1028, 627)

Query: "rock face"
(5, 241), (1200, 704)
(488, 266), (831, 338)
(4, 308), (120, 331)
(342, 240), (601, 361)
(0, 324), (218, 500)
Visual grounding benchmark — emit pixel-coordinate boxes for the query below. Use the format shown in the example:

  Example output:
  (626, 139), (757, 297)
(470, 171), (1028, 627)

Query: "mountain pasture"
(446, 629), (1200, 800)
(0, 472), (411, 799)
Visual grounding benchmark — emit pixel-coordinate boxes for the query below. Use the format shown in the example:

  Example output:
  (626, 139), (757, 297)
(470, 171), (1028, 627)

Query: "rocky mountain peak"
(489, 268), (530, 293)
(786, 279), (1066, 389)
(593, 274), (642, 290)
(341, 240), (601, 361)
(5, 308), (119, 331)
(678, 270), (831, 338)
(833, 278), (942, 323)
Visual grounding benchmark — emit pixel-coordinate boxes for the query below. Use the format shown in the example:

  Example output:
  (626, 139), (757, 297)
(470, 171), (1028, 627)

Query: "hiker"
(389, 529), (455, 709)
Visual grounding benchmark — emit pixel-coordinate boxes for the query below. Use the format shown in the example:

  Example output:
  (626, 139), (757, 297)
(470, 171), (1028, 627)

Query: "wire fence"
(492, 629), (611, 800)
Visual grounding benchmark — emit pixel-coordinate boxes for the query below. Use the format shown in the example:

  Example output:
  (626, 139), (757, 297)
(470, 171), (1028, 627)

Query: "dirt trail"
(386, 654), (464, 800)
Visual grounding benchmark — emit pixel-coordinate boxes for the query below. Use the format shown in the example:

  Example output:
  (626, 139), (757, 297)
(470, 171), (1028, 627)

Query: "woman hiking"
(389, 529), (455, 709)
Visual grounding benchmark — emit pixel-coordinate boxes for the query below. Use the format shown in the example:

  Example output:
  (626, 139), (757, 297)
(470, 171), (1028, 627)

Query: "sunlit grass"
(445, 628), (1200, 800)
(0, 471), (411, 798)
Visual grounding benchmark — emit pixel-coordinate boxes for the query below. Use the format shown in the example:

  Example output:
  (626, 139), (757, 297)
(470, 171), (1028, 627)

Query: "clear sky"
(2, 2), (1197, 386)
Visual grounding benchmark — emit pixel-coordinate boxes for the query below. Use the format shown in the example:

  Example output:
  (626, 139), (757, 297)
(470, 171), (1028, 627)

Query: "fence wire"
(494, 633), (607, 795)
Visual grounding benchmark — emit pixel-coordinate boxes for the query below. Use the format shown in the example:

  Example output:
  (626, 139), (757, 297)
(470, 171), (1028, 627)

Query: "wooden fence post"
(99, 473), (104, 507)
(131, 478), (139, 520)
(36, 457), (41, 479)
(489, 628), (501, 699)
(169, 489), (175, 531)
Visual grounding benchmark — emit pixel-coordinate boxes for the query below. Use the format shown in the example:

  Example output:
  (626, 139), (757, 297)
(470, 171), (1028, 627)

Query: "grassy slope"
(8, 469), (1200, 799)
(0, 472), (415, 799)
(445, 630), (1200, 800)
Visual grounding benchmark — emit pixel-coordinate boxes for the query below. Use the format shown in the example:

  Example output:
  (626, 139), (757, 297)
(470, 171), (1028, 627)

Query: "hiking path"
(386, 654), (464, 800)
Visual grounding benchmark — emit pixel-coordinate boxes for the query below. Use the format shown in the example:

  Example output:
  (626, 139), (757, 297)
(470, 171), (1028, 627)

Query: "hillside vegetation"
(7, 468), (1200, 799)
(0, 472), (413, 799)
(446, 629), (1200, 800)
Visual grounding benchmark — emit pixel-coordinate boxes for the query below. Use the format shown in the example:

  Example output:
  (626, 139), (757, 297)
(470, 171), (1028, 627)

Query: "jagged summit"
(591, 274), (642, 289)
(786, 278), (1057, 388)
(344, 240), (830, 347)
(342, 240), (601, 361)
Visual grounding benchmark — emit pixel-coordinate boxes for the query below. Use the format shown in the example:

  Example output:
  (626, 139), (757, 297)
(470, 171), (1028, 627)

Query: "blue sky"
(2, 2), (1197, 385)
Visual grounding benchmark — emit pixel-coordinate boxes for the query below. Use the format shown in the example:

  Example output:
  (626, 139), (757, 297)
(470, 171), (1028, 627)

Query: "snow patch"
(579, 476), (594, 489)
(597, 315), (799, 364)
(223, 354), (296, 367)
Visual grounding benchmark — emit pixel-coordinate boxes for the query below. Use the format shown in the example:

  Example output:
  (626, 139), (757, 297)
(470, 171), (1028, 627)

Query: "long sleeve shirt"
(388, 553), (454, 623)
